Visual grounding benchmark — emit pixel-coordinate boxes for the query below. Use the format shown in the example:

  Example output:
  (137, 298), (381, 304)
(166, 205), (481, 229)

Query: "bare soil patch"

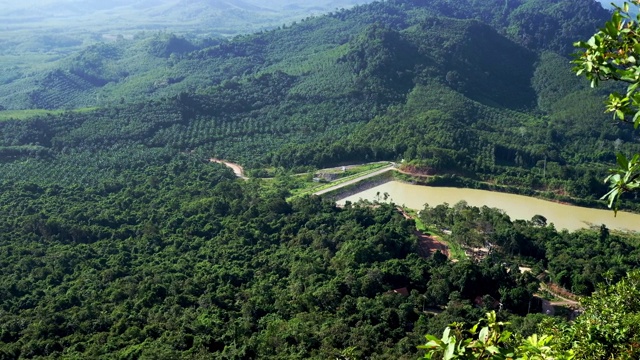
(210, 158), (248, 179)
(416, 231), (450, 258)
(397, 207), (450, 258)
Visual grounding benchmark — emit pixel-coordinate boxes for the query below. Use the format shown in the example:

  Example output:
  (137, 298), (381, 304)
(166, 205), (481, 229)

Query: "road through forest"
(210, 159), (248, 180)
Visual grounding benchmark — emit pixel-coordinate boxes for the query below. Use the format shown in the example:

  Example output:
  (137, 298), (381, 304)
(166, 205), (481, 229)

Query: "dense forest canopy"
(1, 0), (640, 358)
(5, 155), (637, 358)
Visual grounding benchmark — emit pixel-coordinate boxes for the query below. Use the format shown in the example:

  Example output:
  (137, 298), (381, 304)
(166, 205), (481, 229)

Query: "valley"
(1, 0), (640, 358)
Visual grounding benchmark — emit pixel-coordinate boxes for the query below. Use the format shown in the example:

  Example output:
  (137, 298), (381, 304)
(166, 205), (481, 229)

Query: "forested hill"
(5, 1), (640, 358)
(0, 0), (373, 52)
(0, 0), (633, 203)
(1, 0), (609, 111)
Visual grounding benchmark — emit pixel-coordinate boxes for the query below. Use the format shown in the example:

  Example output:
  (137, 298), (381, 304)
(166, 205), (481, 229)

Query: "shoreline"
(335, 179), (640, 233)
(317, 169), (605, 211)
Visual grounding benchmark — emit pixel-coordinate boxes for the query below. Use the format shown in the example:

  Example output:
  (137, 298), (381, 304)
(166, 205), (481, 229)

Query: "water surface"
(337, 181), (640, 232)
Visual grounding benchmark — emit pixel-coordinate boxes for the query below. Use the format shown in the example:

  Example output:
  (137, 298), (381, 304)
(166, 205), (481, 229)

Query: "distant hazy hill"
(0, 0), (371, 34)
(0, 0), (374, 85)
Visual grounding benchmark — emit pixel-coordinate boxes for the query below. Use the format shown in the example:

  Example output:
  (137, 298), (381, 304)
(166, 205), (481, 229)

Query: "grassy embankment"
(287, 162), (392, 199)
(0, 107), (97, 121)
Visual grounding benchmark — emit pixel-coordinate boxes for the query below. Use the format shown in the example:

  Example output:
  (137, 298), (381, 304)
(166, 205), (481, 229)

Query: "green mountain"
(3, 1), (640, 358)
(0, 0), (374, 111)
(0, 0), (609, 110)
(0, 0), (627, 203)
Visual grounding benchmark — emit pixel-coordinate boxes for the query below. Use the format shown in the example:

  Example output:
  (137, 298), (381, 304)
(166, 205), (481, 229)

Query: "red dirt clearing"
(397, 207), (450, 258)
(416, 231), (450, 258)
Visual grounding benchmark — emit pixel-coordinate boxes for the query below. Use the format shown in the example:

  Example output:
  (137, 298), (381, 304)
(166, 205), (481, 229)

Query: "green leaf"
(601, 186), (621, 213)
(444, 341), (455, 360)
(499, 330), (512, 343)
(425, 334), (440, 342)
(606, 21), (618, 36)
(441, 327), (451, 342)
(479, 327), (489, 343)
(617, 153), (629, 170)
(423, 340), (442, 349)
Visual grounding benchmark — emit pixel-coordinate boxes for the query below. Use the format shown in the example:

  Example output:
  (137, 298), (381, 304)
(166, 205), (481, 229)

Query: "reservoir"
(337, 181), (640, 232)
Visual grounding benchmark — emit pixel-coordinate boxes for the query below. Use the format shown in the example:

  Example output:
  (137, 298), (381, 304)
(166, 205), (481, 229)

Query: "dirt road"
(210, 159), (248, 180)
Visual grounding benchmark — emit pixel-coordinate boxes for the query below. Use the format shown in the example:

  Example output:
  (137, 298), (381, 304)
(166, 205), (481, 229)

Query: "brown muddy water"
(337, 181), (640, 232)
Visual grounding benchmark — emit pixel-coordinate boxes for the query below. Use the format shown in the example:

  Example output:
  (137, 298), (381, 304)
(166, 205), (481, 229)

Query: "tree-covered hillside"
(1, 0), (610, 110)
(1, 158), (638, 358)
(0, 158), (546, 358)
(2, 0), (640, 358)
(1, 0), (632, 206)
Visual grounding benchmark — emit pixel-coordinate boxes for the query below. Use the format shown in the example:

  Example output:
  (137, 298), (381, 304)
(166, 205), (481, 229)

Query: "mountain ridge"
(0, 0), (631, 206)
(3, 2), (640, 357)
(0, 0), (610, 111)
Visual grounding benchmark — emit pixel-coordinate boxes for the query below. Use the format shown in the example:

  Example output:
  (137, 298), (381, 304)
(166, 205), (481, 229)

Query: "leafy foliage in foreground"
(420, 311), (571, 359)
(560, 270), (640, 359)
(421, 271), (640, 359)
(573, 0), (640, 212)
